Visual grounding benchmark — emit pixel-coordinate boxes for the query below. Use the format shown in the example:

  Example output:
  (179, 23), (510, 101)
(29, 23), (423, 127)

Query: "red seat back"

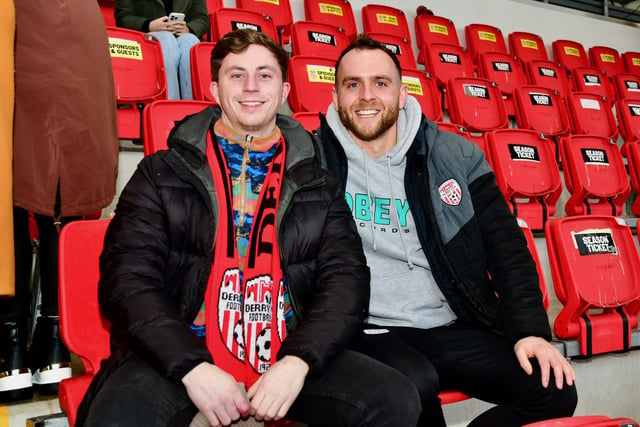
(401, 68), (443, 122)
(368, 33), (417, 70)
(559, 134), (629, 216)
(622, 51), (640, 75)
(464, 23), (508, 67)
(236, 0), (293, 44)
(572, 66), (616, 105)
(589, 45), (626, 78)
(303, 0), (357, 41)
(625, 140), (640, 216)
(566, 92), (618, 140)
(211, 8), (279, 44)
(58, 219), (112, 426)
(485, 129), (562, 231)
(142, 100), (215, 155)
(422, 42), (475, 91)
(508, 31), (548, 67)
(546, 215), (640, 357)
(513, 85), (571, 138)
(613, 73), (640, 101)
(361, 4), (411, 42)
(552, 39), (590, 77)
(190, 42), (217, 103)
(287, 56), (335, 113)
(414, 14), (459, 65)
(615, 98), (640, 143)
(526, 59), (572, 100)
(290, 21), (350, 60)
(477, 51), (527, 116)
(291, 111), (321, 133)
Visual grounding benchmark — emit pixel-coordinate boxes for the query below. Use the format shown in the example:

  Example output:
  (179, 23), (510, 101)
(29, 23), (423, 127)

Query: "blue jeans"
(150, 31), (199, 100)
(81, 350), (421, 426)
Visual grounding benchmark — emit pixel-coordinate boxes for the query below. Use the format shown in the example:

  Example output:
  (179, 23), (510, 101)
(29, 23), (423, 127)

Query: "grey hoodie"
(326, 96), (457, 329)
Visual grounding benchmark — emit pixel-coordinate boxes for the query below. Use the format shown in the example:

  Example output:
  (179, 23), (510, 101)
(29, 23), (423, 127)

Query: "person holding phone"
(114, 0), (209, 99)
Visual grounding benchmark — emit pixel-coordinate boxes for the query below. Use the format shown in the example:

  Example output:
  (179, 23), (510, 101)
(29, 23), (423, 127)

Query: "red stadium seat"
(546, 215), (640, 357)
(518, 218), (550, 310)
(625, 140), (640, 216)
(622, 51), (640, 75)
(571, 66), (616, 105)
(477, 51), (527, 116)
(361, 4), (411, 42)
(401, 68), (443, 122)
(211, 8), (279, 44)
(508, 31), (548, 68)
(142, 100), (214, 155)
(615, 98), (640, 145)
(58, 219), (112, 427)
(526, 59), (572, 100)
(368, 33), (417, 70)
(107, 27), (168, 141)
(190, 42), (216, 103)
(99, 3), (116, 27)
(236, 0), (293, 44)
(559, 134), (629, 216)
(552, 39), (590, 78)
(422, 42), (475, 109)
(464, 23), (508, 68)
(485, 129), (562, 231)
(287, 55), (335, 113)
(566, 92), (618, 140)
(513, 85), (571, 139)
(290, 21), (350, 60)
(524, 415), (640, 426)
(446, 77), (509, 152)
(589, 45), (626, 78)
(303, 0), (357, 41)
(436, 121), (472, 141)
(414, 14), (459, 65)
(613, 73), (640, 101)
(291, 112), (321, 133)
(205, 0), (223, 40)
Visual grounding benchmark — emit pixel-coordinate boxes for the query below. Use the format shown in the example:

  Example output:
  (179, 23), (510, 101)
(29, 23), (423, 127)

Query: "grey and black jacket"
(77, 107), (369, 424)
(315, 112), (551, 343)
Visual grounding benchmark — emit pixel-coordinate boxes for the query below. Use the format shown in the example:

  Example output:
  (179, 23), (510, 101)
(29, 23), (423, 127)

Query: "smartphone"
(169, 12), (185, 21)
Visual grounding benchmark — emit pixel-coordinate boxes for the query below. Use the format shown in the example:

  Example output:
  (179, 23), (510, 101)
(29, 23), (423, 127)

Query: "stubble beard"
(338, 103), (400, 142)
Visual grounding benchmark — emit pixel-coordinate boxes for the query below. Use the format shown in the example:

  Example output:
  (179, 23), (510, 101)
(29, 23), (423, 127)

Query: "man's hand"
(247, 355), (310, 421)
(182, 362), (250, 427)
(514, 336), (576, 390)
(149, 16), (170, 32)
(168, 20), (190, 35)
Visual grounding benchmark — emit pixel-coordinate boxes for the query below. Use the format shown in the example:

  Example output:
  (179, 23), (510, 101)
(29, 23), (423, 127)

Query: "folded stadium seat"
(464, 23), (508, 70)
(303, 0), (357, 42)
(291, 112), (321, 133)
(545, 215), (640, 357)
(436, 121), (472, 140)
(58, 219), (112, 427)
(558, 134), (629, 216)
(524, 415), (640, 426)
(622, 51), (640, 75)
(98, 2), (116, 27)
(513, 85), (572, 140)
(476, 51), (527, 117)
(526, 59), (573, 101)
(589, 45), (626, 80)
(290, 21), (350, 60)
(287, 55), (335, 113)
(566, 92), (619, 141)
(211, 8), (279, 44)
(414, 13), (460, 66)
(571, 66), (616, 106)
(615, 98), (640, 150)
(552, 39), (590, 82)
(422, 42), (475, 111)
(625, 140), (640, 216)
(205, 0), (223, 41)
(190, 42), (217, 103)
(367, 32), (417, 70)
(446, 77), (509, 154)
(236, 0), (293, 45)
(485, 129), (562, 231)
(142, 100), (215, 155)
(613, 73), (640, 102)
(401, 68), (443, 122)
(518, 218), (550, 310)
(361, 4), (412, 42)
(106, 27), (168, 141)
(507, 31), (549, 71)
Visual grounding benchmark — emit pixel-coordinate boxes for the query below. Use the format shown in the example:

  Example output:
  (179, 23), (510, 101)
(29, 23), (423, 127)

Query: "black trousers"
(354, 322), (578, 427)
(81, 350), (422, 427)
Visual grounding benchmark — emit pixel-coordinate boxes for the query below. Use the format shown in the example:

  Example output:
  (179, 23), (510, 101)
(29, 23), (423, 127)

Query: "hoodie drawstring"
(386, 155), (414, 270)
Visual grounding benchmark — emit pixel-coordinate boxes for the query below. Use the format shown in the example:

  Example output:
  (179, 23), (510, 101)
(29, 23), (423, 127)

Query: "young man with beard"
(315, 34), (578, 427)
(75, 30), (420, 427)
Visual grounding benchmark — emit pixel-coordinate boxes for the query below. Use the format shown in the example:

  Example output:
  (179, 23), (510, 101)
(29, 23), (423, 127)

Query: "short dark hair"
(210, 29), (289, 82)
(334, 33), (402, 79)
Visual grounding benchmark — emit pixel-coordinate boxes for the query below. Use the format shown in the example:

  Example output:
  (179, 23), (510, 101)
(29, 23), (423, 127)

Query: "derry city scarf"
(204, 125), (287, 388)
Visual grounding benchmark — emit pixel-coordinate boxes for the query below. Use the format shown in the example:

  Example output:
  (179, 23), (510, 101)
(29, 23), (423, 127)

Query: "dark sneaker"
(29, 316), (72, 395)
(0, 322), (33, 402)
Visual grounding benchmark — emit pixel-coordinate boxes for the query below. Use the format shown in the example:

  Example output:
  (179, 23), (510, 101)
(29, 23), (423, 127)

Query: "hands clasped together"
(149, 16), (190, 36)
(182, 355), (309, 427)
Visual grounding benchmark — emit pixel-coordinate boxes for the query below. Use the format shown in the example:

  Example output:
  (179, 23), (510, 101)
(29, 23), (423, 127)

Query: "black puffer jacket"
(316, 112), (551, 343)
(79, 107), (369, 421)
